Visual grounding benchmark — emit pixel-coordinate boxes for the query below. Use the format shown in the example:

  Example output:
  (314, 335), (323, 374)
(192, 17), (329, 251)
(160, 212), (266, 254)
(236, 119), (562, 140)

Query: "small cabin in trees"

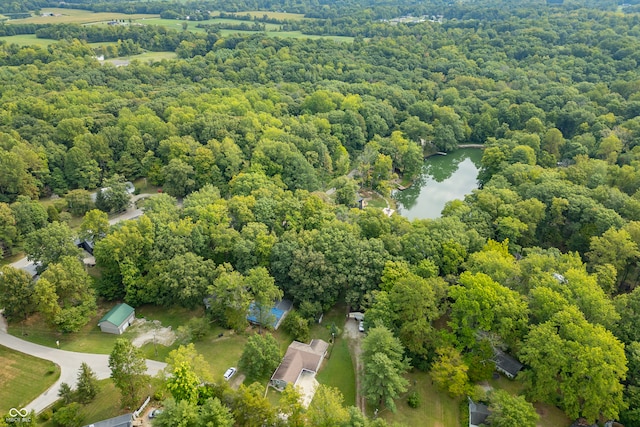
(493, 349), (523, 379)
(81, 413), (133, 427)
(468, 398), (490, 427)
(98, 303), (135, 335)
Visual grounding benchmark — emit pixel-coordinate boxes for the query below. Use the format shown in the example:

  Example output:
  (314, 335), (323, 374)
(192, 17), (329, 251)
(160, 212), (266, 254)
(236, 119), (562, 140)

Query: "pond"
(393, 148), (483, 220)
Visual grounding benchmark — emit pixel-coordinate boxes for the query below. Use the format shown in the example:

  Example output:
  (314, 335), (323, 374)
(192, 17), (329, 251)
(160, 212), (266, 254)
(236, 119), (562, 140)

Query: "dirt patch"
(131, 319), (176, 348)
(229, 373), (245, 390)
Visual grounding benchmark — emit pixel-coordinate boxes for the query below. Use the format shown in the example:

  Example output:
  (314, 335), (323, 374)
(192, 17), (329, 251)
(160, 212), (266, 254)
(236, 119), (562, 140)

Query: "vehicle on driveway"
(149, 409), (163, 419)
(224, 367), (237, 380)
(359, 320), (365, 332)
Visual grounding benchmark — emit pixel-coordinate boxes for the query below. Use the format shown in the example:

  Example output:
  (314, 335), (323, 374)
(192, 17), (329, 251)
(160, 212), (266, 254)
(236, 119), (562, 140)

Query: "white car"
(359, 320), (365, 332)
(223, 367), (237, 380)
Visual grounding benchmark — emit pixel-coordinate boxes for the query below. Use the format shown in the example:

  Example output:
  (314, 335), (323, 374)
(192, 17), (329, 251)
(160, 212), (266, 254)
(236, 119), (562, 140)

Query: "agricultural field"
(7, 8), (157, 25)
(0, 34), (54, 47)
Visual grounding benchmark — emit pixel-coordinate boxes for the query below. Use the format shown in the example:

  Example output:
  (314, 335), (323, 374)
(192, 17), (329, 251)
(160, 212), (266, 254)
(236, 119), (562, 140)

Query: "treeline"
(34, 23), (206, 51)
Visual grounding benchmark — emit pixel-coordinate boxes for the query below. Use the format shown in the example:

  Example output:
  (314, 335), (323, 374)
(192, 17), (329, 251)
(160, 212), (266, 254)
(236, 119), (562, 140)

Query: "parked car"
(148, 409), (163, 419)
(358, 320), (365, 332)
(224, 367), (237, 380)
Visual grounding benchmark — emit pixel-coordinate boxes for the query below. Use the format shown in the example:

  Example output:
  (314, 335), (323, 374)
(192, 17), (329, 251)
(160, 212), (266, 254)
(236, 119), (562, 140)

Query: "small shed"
(98, 303), (135, 335)
(493, 349), (523, 379)
(468, 398), (490, 427)
(82, 413), (133, 427)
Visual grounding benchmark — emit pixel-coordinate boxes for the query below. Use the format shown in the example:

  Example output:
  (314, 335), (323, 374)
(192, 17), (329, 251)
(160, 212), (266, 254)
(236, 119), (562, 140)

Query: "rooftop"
(98, 303), (135, 327)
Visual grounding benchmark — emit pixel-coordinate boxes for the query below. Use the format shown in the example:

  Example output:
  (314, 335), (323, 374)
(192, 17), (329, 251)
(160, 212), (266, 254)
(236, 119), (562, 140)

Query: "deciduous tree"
(238, 333), (280, 380)
(24, 221), (81, 272)
(487, 390), (539, 427)
(0, 266), (35, 322)
(109, 338), (148, 408)
(361, 324), (409, 412)
(34, 256), (96, 332)
(306, 385), (349, 427)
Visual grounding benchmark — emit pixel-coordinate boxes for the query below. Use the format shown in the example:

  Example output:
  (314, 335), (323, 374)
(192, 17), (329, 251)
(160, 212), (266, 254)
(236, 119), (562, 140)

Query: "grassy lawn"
(316, 338), (356, 406)
(365, 196), (388, 209)
(0, 346), (60, 413)
(8, 304), (201, 357)
(135, 305), (202, 330)
(8, 9), (157, 25)
(381, 371), (461, 427)
(310, 303), (348, 342)
(132, 177), (162, 194)
(37, 379), (140, 427)
(8, 310), (134, 355)
(194, 332), (248, 380)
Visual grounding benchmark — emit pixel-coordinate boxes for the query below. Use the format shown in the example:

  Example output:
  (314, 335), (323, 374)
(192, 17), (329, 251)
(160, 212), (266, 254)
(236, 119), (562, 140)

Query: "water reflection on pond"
(394, 148), (482, 220)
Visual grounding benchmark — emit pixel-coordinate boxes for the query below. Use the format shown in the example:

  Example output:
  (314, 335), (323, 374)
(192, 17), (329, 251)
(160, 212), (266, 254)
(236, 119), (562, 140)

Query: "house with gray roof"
(493, 349), (523, 379)
(83, 413), (133, 427)
(270, 339), (329, 390)
(98, 303), (135, 335)
(468, 398), (490, 427)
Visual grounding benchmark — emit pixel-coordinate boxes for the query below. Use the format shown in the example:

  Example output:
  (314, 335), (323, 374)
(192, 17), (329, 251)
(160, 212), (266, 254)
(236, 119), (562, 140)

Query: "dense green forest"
(4, 0), (640, 425)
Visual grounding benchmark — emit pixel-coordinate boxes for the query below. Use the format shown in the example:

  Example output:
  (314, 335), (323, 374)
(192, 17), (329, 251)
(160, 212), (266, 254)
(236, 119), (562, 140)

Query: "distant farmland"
(7, 8), (157, 25)
(5, 9), (352, 43)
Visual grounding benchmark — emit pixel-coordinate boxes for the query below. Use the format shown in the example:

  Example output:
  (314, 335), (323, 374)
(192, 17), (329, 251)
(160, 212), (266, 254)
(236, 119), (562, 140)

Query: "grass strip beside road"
(0, 346), (60, 413)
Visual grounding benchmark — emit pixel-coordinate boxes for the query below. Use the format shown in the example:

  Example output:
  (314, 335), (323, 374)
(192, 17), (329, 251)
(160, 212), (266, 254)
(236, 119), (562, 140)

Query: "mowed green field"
(7, 8), (157, 25)
(0, 34), (120, 47)
(381, 371), (461, 427)
(0, 34), (54, 47)
(0, 346), (60, 413)
(316, 338), (356, 406)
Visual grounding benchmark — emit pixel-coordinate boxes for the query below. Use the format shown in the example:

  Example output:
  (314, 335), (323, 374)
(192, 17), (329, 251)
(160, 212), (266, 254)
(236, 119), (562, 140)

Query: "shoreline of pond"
(393, 148), (483, 220)
(398, 144), (484, 191)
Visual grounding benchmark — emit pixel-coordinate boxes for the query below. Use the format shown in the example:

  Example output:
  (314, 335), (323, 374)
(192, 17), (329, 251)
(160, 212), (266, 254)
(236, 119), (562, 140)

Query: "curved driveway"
(3, 193), (163, 414)
(0, 325), (167, 414)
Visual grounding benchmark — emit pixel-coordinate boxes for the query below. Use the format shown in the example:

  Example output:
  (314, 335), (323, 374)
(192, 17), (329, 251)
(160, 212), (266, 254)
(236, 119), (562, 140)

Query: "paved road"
(3, 193), (162, 414)
(10, 193), (153, 273)
(0, 315), (166, 414)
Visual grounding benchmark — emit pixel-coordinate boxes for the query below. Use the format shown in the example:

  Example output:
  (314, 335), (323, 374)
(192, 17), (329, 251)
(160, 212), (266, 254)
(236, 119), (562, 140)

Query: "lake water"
(394, 148), (482, 220)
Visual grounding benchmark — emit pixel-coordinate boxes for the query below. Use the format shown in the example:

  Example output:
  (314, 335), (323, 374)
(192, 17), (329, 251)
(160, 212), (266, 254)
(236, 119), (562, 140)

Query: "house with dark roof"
(98, 303), (135, 335)
(468, 398), (490, 427)
(570, 418), (598, 427)
(493, 349), (523, 379)
(270, 339), (329, 390)
(82, 413), (133, 427)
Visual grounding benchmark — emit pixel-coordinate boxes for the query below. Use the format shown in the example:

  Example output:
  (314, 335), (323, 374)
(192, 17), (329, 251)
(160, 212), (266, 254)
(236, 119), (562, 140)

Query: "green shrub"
(408, 391), (420, 408)
(281, 310), (310, 342)
(39, 409), (53, 421)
